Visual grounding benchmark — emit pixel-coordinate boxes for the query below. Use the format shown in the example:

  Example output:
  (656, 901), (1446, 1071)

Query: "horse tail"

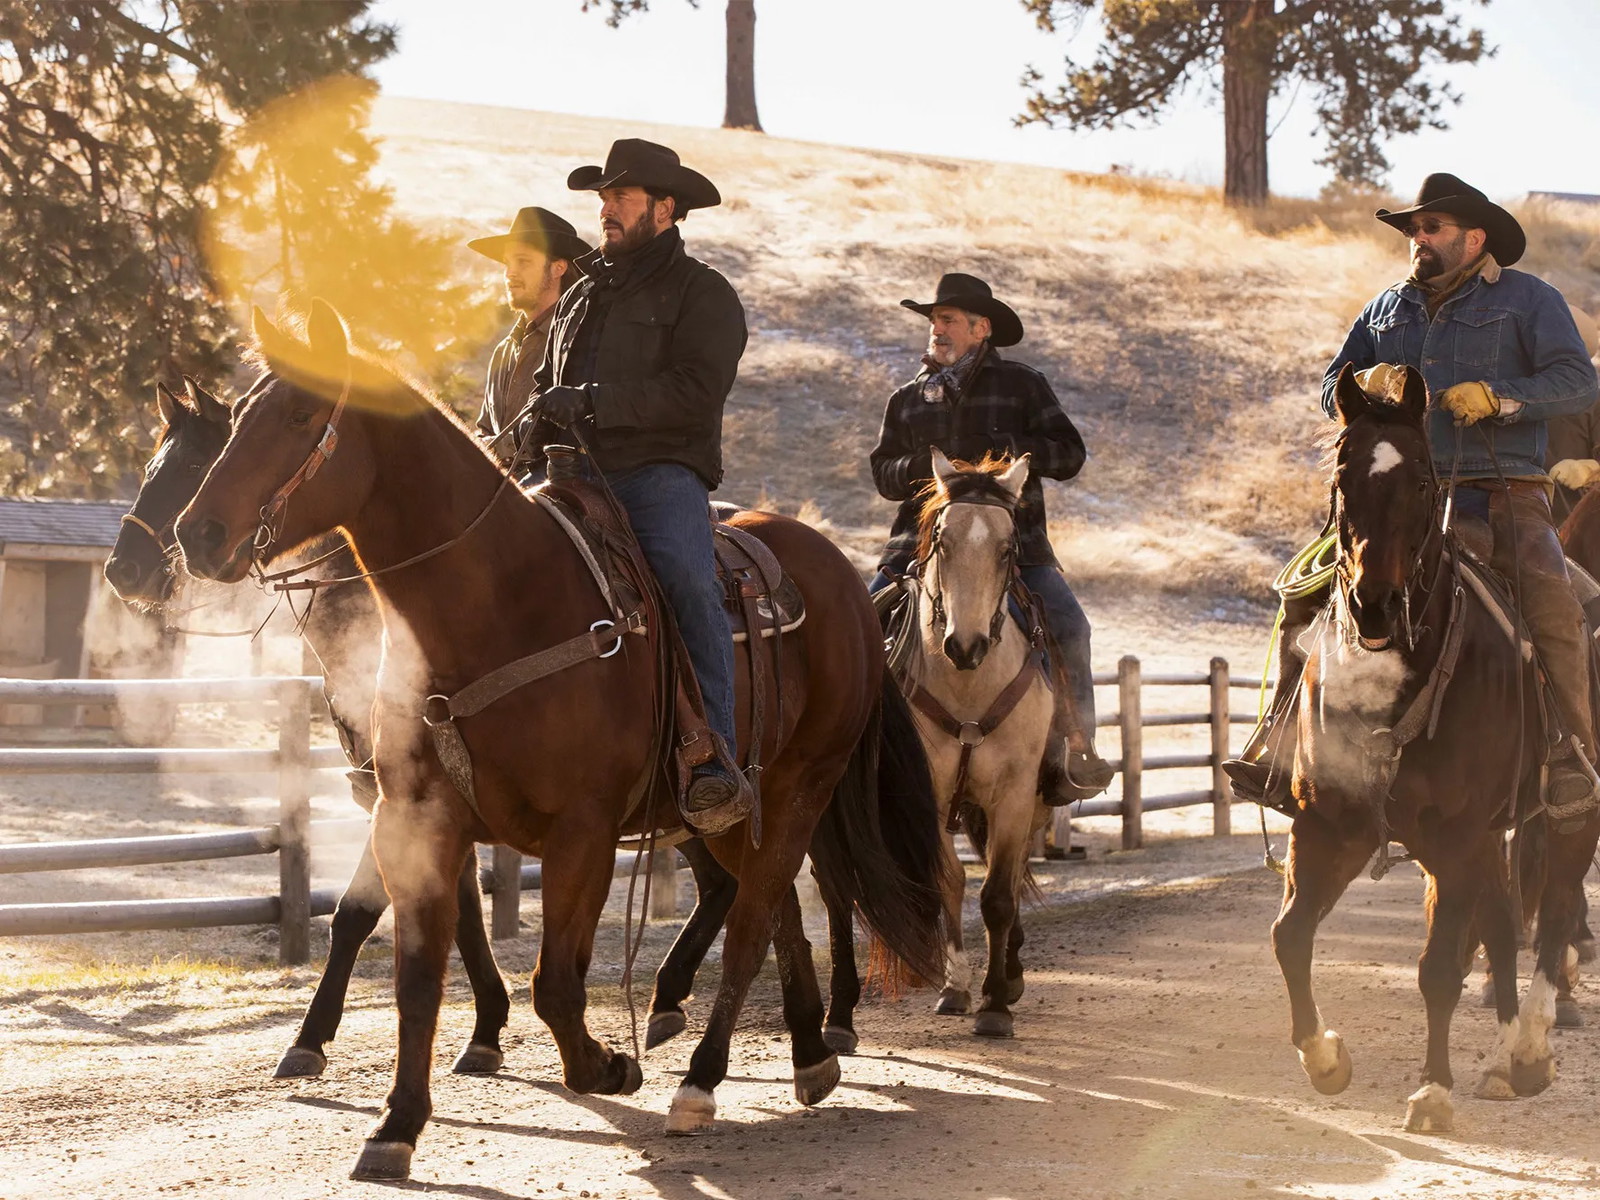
(811, 675), (950, 994)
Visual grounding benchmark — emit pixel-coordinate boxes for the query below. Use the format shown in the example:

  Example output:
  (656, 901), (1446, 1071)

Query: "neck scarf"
(1412, 252), (1498, 318)
(920, 343), (986, 405)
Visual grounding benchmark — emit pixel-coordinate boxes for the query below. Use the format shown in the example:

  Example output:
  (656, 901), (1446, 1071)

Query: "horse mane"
(913, 452), (1018, 563)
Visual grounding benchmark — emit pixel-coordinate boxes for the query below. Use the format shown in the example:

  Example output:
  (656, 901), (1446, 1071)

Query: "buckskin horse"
(1274, 364), (1600, 1133)
(107, 375), (890, 1076)
(174, 301), (946, 1180)
(890, 450), (1055, 1038)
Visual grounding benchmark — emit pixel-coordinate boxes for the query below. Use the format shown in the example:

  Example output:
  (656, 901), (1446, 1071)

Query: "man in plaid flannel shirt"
(869, 272), (1114, 800)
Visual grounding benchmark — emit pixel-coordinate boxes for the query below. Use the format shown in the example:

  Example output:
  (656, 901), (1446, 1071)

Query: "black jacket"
(475, 308), (554, 465)
(533, 226), (747, 488)
(870, 349), (1087, 571)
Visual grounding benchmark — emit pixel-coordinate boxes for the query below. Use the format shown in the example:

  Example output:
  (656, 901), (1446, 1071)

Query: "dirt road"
(4, 838), (1598, 1200)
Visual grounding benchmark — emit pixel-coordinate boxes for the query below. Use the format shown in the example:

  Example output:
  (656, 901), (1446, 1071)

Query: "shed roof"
(0, 497), (128, 550)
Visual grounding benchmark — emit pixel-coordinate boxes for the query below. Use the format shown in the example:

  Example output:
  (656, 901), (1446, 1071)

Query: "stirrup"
(682, 763), (754, 837)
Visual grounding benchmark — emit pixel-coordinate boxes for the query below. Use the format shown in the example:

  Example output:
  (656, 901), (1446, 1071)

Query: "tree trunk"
(1222, 0), (1274, 207)
(722, 0), (762, 132)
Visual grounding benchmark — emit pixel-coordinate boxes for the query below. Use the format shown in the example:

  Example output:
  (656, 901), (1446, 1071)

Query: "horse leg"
(351, 798), (473, 1182)
(647, 838), (736, 1049)
(276, 831), (388, 1078)
(972, 797), (1031, 1039)
(1472, 841), (1525, 1102)
(1005, 913), (1025, 1005)
(1405, 865), (1482, 1133)
(820, 869), (862, 1055)
(533, 831), (643, 1097)
(667, 781), (825, 1135)
(772, 882), (841, 1104)
(935, 828), (971, 1015)
(450, 850), (511, 1074)
(1272, 812), (1375, 1097)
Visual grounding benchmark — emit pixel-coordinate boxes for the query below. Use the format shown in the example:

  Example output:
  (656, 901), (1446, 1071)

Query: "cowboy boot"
(1221, 657), (1305, 807)
(683, 733), (755, 837)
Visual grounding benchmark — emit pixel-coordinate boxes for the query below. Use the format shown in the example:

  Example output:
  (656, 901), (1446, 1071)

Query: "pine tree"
(1017, 0), (1491, 207)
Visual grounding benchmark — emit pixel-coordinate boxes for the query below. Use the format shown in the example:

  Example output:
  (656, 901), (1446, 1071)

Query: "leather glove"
(534, 385), (591, 428)
(1438, 380), (1499, 425)
(1354, 362), (1404, 399)
(1550, 458), (1600, 491)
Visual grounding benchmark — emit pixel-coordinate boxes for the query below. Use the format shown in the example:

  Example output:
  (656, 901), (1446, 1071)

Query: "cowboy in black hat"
(869, 272), (1115, 801)
(468, 207), (592, 466)
(518, 138), (752, 835)
(1226, 172), (1600, 813)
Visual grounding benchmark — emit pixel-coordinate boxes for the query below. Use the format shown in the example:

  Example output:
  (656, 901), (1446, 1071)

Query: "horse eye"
(288, 410), (313, 430)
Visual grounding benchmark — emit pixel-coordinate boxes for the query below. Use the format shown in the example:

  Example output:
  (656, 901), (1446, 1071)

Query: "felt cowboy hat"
(467, 207), (593, 264)
(566, 138), (721, 212)
(900, 273), (1024, 348)
(1375, 172), (1526, 267)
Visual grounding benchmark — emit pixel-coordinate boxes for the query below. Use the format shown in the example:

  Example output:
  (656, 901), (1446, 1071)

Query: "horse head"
(104, 377), (232, 605)
(1329, 362), (1437, 652)
(178, 299), (377, 583)
(916, 447), (1030, 670)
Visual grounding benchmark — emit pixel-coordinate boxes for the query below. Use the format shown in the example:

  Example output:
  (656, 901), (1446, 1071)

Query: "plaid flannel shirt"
(870, 349), (1086, 571)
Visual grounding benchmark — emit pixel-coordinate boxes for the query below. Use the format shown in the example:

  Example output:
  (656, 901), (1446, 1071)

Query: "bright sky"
(369, 0), (1600, 202)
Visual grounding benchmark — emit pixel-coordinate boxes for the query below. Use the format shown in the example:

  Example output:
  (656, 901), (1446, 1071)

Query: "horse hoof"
(936, 988), (971, 1015)
(822, 1025), (859, 1056)
(1403, 1083), (1453, 1133)
(1576, 938), (1597, 965)
(1509, 1054), (1556, 1096)
(1475, 1067), (1517, 1101)
(1005, 976), (1025, 1005)
(1298, 1032), (1352, 1096)
(1479, 977), (1497, 1008)
(794, 1054), (841, 1106)
(450, 1041), (504, 1075)
(273, 1046), (327, 1079)
(665, 1084), (716, 1135)
(602, 1054), (644, 1095)
(1555, 999), (1584, 1029)
(973, 1010), (1014, 1039)
(646, 1010), (687, 1050)
(350, 1139), (413, 1181)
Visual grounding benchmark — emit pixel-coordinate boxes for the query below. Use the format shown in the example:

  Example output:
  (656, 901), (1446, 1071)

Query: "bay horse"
(107, 376), (884, 1075)
(174, 302), (946, 1180)
(896, 449), (1054, 1038)
(1275, 364), (1600, 1133)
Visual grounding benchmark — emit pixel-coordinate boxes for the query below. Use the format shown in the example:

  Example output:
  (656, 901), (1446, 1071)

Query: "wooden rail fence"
(0, 658), (1266, 954)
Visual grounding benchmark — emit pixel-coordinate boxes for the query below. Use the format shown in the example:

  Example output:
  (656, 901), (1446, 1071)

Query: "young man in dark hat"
(1226, 172), (1600, 811)
(467, 207), (592, 466)
(520, 138), (752, 835)
(869, 272), (1115, 801)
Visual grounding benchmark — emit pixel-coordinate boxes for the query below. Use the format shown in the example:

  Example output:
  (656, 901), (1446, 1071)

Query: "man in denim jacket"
(1228, 173), (1600, 812)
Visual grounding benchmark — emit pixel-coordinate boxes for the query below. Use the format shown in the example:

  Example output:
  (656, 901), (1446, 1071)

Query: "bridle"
(917, 493), (1019, 652)
(251, 371), (352, 569)
(119, 510), (173, 553)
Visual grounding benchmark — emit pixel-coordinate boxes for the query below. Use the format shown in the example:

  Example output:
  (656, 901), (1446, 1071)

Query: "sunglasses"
(1400, 218), (1465, 239)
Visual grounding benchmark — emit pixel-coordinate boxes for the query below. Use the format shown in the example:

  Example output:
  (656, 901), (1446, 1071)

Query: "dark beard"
(608, 210), (659, 257)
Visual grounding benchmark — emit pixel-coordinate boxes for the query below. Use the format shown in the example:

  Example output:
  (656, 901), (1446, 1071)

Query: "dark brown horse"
(174, 302), (946, 1180)
(1274, 365), (1599, 1133)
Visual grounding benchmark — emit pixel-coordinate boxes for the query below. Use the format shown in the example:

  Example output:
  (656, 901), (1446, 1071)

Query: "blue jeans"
(870, 564), (1097, 736)
(606, 464), (737, 756)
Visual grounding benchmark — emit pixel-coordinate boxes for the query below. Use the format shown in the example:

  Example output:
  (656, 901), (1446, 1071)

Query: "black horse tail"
(810, 675), (951, 993)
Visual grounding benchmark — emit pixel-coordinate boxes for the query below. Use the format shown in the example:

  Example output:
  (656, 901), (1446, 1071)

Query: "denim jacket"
(1321, 266), (1599, 478)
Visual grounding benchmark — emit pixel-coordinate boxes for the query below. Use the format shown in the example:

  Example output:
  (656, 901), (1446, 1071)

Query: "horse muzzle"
(176, 516), (252, 583)
(1349, 584), (1402, 652)
(942, 633), (991, 671)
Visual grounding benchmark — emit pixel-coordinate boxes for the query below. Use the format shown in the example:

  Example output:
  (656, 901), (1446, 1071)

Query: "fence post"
(1117, 655), (1143, 850)
(1210, 656), (1232, 836)
(650, 844), (679, 919)
(490, 846), (522, 939)
(276, 677), (313, 965)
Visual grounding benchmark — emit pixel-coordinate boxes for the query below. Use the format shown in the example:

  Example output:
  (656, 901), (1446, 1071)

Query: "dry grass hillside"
(369, 96), (1600, 601)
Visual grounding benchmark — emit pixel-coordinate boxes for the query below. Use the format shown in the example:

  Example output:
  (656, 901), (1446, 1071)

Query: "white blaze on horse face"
(937, 505), (1012, 647)
(1368, 441), (1403, 477)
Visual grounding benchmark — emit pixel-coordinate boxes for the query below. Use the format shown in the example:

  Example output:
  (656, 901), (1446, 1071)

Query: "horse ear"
(156, 382), (183, 426)
(305, 299), (350, 365)
(996, 453), (1031, 501)
(931, 445), (960, 486)
(1397, 365), (1428, 424)
(184, 375), (231, 426)
(1333, 363), (1371, 427)
(251, 304), (294, 366)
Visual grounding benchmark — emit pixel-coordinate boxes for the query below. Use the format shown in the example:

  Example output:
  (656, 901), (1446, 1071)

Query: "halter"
(119, 510), (173, 552)
(251, 370), (352, 567)
(917, 493), (1019, 650)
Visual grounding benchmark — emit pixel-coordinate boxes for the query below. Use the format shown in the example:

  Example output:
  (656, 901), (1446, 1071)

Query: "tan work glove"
(1550, 458), (1600, 491)
(1354, 362), (1404, 399)
(1438, 380), (1499, 425)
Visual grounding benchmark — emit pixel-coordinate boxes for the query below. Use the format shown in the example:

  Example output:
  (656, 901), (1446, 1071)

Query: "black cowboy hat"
(468, 207), (592, 264)
(1375, 172), (1526, 267)
(901, 273), (1024, 348)
(567, 138), (721, 213)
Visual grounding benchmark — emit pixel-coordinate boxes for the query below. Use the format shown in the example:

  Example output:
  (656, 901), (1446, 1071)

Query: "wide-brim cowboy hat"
(1375, 172), (1526, 267)
(900, 272), (1024, 348)
(468, 207), (593, 264)
(567, 138), (721, 213)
